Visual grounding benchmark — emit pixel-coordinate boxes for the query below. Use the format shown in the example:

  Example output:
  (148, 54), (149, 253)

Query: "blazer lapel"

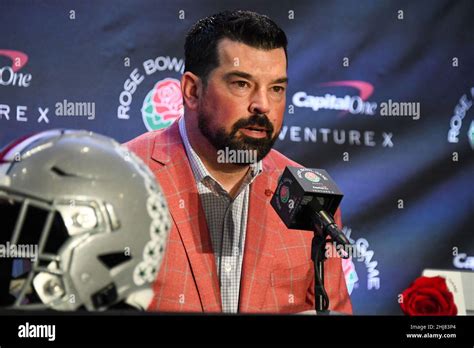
(150, 121), (222, 312)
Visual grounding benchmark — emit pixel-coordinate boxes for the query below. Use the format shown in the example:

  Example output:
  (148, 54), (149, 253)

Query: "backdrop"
(1, 0), (473, 314)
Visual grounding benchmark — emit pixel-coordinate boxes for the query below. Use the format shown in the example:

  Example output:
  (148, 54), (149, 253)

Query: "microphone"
(270, 166), (351, 247)
(270, 166), (352, 313)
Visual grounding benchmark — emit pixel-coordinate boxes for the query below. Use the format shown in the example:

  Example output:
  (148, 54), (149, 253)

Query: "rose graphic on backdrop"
(400, 276), (457, 316)
(141, 78), (184, 131)
(342, 257), (358, 295)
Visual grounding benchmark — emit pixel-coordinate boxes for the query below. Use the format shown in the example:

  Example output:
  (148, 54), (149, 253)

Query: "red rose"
(400, 276), (457, 316)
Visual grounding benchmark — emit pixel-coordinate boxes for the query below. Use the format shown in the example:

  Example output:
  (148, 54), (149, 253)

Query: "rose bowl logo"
(342, 257), (358, 295)
(304, 171), (320, 183)
(279, 185), (290, 203)
(141, 78), (184, 131)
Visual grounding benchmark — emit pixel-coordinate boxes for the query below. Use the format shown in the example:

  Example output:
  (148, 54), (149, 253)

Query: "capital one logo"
(292, 80), (376, 116)
(0, 50), (32, 87)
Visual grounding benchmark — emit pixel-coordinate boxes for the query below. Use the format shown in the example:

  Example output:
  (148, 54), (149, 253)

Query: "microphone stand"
(311, 231), (330, 315)
(311, 210), (351, 315)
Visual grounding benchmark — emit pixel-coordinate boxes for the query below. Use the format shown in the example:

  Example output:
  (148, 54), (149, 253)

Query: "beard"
(198, 111), (278, 166)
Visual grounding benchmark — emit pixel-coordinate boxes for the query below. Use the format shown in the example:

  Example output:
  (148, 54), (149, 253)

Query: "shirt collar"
(178, 117), (263, 185)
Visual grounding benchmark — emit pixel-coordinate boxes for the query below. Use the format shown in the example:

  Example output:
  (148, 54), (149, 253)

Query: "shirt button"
(233, 247), (240, 256)
(224, 263), (232, 273)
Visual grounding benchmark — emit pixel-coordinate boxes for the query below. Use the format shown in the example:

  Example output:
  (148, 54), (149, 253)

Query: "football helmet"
(0, 129), (170, 311)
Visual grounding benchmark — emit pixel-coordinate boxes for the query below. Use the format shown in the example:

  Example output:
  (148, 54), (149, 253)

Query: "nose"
(249, 88), (271, 115)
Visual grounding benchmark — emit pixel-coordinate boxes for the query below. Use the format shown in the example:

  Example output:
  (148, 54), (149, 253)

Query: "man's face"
(197, 38), (287, 164)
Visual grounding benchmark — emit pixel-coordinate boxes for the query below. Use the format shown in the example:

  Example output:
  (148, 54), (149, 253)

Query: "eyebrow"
(223, 70), (288, 84)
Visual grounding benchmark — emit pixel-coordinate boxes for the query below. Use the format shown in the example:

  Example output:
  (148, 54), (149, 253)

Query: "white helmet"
(0, 129), (170, 311)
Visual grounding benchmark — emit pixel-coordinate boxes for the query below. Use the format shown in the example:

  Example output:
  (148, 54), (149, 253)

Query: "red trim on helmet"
(0, 132), (39, 163)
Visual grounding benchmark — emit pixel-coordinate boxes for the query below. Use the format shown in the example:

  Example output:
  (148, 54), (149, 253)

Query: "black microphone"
(271, 166), (351, 247)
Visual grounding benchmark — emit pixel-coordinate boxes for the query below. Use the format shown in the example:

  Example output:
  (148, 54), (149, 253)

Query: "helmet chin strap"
(124, 288), (154, 311)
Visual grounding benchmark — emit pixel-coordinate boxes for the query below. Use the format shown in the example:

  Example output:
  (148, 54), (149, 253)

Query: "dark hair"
(184, 10), (288, 85)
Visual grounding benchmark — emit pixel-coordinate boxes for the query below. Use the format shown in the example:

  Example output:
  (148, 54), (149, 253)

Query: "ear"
(181, 72), (202, 111)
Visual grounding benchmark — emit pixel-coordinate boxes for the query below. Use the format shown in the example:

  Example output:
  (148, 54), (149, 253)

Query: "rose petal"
(415, 288), (450, 309)
(413, 297), (439, 314)
(410, 297), (429, 315)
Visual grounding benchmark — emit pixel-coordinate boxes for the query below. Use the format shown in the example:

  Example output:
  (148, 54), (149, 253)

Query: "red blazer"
(125, 119), (353, 314)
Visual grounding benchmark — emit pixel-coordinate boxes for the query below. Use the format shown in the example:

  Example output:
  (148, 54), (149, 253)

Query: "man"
(126, 10), (352, 314)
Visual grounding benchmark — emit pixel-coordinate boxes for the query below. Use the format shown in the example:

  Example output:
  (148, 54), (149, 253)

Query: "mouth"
(240, 126), (270, 138)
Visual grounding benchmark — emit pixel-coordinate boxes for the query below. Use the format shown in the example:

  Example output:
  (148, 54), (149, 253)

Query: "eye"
(233, 81), (250, 88)
(271, 86), (285, 94)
